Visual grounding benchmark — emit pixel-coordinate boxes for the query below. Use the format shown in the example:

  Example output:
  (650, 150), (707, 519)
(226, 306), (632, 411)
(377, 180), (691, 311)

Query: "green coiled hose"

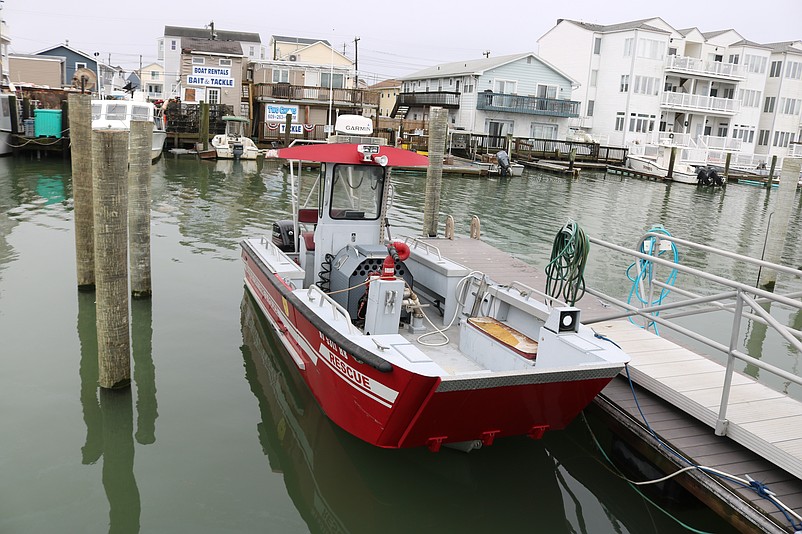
(545, 220), (589, 306)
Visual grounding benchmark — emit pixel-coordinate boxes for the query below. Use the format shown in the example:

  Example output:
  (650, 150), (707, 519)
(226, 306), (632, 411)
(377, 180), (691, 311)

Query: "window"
(764, 96), (775, 113)
(744, 54), (767, 74)
(773, 131), (795, 148)
(786, 61), (802, 80)
(530, 122), (557, 139)
(494, 79), (517, 94)
(590, 70), (598, 87)
(780, 98), (801, 115)
(728, 54), (740, 64)
(170, 40), (177, 51)
(668, 47), (678, 56)
(624, 38), (634, 57)
(620, 75), (629, 92)
(75, 62), (87, 70)
(206, 88), (220, 105)
(732, 125), (756, 143)
(758, 130), (770, 146)
(739, 89), (760, 108)
(628, 113), (656, 133)
(219, 59), (232, 67)
(192, 56), (205, 65)
(723, 87), (735, 99)
(637, 38), (665, 60)
(586, 100), (595, 117)
(770, 61), (782, 77)
(321, 72), (344, 89)
(249, 46), (255, 57)
(717, 124), (728, 137)
(150, 70), (159, 80)
(633, 76), (659, 95)
(272, 69), (289, 83)
(614, 112), (625, 131)
(330, 165), (385, 220)
(593, 37), (602, 54)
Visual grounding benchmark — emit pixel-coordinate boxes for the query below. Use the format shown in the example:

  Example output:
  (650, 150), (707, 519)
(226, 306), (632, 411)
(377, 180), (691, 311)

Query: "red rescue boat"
(241, 115), (629, 451)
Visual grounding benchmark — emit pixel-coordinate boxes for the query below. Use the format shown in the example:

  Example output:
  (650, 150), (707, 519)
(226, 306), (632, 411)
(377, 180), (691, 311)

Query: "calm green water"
(1, 155), (798, 533)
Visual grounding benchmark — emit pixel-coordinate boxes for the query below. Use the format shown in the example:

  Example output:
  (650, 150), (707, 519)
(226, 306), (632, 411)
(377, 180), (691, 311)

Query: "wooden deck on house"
(417, 235), (802, 533)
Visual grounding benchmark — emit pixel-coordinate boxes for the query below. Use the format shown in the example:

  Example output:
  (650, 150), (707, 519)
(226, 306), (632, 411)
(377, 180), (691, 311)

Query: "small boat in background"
(92, 94), (167, 161)
(627, 145), (724, 185)
(211, 116), (260, 160)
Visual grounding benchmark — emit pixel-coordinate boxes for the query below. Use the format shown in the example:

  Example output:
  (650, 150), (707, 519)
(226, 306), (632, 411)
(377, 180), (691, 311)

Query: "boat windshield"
(131, 105), (150, 121)
(329, 164), (384, 220)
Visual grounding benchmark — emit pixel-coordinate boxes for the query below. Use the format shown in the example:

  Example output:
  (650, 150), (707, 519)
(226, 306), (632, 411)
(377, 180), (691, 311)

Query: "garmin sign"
(187, 66), (234, 87)
(334, 115), (373, 135)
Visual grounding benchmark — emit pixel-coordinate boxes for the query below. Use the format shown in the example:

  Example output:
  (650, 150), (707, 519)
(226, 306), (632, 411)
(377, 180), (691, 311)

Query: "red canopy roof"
(277, 144), (429, 167)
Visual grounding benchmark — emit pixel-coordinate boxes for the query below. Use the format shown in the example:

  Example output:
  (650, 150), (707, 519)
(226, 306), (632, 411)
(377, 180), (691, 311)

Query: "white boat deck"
(592, 319), (802, 482)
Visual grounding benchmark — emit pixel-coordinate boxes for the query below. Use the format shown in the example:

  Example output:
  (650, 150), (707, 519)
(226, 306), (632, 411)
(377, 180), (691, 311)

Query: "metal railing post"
(717, 290), (743, 437)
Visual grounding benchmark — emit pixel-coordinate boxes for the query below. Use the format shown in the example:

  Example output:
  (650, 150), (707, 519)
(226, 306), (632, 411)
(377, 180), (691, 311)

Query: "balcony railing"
(660, 92), (740, 115)
(396, 91), (460, 108)
(254, 83), (378, 106)
(665, 55), (744, 80)
(476, 92), (580, 117)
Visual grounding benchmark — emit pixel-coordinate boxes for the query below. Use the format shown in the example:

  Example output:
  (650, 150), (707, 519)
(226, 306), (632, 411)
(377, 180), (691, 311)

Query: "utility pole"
(354, 36), (360, 89)
(483, 50), (490, 58)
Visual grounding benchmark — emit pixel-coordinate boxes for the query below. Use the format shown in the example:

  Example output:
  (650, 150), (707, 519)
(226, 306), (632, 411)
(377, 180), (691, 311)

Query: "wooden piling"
(199, 102), (210, 151)
(284, 111), (292, 146)
(422, 107), (448, 237)
(93, 129), (131, 389)
(666, 147), (677, 180)
(723, 152), (731, 181)
(128, 120), (153, 299)
(757, 158), (802, 291)
(69, 94), (95, 290)
(767, 155), (777, 189)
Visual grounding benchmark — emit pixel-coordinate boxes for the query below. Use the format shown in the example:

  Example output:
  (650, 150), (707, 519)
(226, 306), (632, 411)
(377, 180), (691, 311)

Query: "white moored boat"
(92, 95), (167, 161)
(211, 116), (260, 160)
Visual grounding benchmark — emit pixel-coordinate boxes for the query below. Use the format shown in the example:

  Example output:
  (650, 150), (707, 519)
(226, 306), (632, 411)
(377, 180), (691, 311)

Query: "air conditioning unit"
(288, 54), (298, 62)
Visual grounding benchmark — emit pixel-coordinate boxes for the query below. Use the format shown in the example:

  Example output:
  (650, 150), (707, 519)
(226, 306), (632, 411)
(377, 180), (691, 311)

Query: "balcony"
(396, 91), (460, 108)
(476, 92), (580, 118)
(254, 83), (378, 107)
(660, 92), (740, 115)
(665, 55), (744, 81)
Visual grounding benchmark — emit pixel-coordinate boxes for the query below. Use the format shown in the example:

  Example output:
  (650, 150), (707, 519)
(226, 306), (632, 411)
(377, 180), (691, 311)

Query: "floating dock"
(416, 235), (802, 534)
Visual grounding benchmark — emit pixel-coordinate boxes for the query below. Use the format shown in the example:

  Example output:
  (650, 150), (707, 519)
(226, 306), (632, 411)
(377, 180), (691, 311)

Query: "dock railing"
(583, 232), (802, 435)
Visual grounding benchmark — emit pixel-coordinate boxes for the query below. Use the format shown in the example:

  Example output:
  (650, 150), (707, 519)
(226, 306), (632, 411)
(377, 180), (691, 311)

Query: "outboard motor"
(272, 220), (295, 252)
(233, 143), (244, 158)
(696, 167), (721, 186)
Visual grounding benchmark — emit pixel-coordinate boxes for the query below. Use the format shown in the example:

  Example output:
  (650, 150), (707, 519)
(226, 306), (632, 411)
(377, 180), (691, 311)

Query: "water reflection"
(239, 291), (569, 533)
(78, 291), (158, 532)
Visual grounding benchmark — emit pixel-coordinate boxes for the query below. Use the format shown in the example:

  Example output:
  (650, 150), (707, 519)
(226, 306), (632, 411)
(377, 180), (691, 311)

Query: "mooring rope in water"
(545, 220), (589, 306)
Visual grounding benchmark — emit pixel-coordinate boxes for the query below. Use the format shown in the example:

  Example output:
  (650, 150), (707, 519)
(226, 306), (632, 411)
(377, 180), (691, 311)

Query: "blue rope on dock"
(626, 225), (679, 334)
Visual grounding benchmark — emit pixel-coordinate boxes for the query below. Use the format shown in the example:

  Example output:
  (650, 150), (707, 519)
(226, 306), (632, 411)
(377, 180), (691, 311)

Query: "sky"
(3, 0), (800, 84)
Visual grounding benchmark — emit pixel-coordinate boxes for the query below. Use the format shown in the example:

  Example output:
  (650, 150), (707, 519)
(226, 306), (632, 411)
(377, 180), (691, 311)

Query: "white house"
(397, 53), (580, 144)
(537, 18), (802, 163)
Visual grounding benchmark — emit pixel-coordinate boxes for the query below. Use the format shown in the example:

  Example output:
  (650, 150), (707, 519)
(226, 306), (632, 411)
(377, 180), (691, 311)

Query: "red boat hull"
(243, 245), (618, 450)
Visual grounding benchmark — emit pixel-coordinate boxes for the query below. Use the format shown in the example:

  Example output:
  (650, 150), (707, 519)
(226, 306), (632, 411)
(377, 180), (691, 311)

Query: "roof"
(33, 43), (97, 62)
(400, 53), (578, 86)
(730, 39), (773, 50)
(762, 41), (802, 55)
(272, 35), (331, 47)
(9, 53), (64, 61)
(558, 17), (670, 35)
(182, 37), (244, 56)
(369, 79), (402, 90)
(164, 25), (261, 43)
(701, 29), (734, 39)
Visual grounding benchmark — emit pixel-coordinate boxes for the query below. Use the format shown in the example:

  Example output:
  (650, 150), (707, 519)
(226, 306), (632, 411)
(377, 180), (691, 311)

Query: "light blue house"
(34, 43), (118, 92)
(396, 53), (580, 143)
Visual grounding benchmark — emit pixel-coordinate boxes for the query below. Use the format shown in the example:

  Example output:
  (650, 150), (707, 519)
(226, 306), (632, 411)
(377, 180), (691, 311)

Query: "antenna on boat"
(327, 28), (335, 135)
